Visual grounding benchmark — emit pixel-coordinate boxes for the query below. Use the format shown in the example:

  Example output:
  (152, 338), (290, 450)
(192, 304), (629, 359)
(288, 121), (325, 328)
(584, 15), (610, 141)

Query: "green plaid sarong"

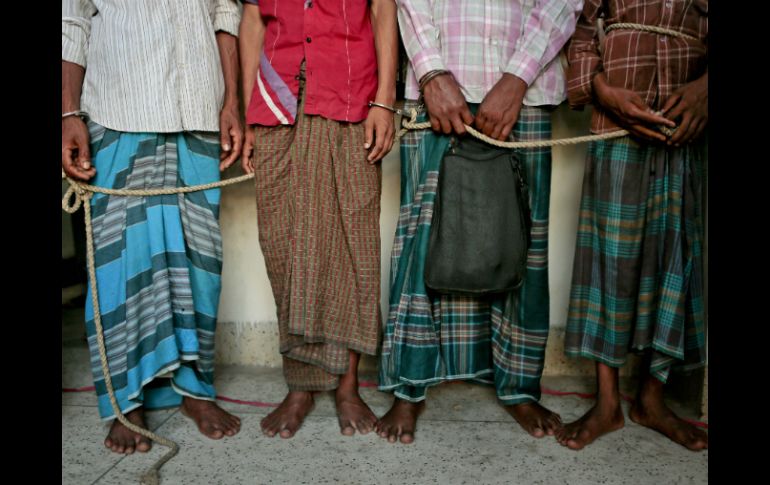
(378, 102), (553, 405)
(565, 137), (706, 382)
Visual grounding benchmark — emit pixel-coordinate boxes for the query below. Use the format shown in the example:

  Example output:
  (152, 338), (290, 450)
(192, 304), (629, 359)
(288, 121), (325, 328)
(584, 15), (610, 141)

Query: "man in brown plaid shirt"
(557, 0), (708, 451)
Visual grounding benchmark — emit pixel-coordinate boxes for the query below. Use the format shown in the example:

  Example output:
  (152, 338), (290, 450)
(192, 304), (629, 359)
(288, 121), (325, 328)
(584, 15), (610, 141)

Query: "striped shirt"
(398, 0), (583, 106)
(62, 0), (241, 133)
(567, 0), (708, 134)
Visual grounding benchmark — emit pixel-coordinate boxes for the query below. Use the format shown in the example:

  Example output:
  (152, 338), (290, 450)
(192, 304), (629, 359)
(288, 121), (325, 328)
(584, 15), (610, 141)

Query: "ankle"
(287, 390), (314, 400)
(393, 398), (422, 410)
(335, 383), (360, 399)
(595, 390), (622, 411)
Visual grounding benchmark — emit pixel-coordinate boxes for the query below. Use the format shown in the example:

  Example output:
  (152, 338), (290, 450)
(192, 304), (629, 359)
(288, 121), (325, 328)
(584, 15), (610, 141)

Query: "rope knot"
(62, 178), (88, 214)
(407, 107), (420, 125)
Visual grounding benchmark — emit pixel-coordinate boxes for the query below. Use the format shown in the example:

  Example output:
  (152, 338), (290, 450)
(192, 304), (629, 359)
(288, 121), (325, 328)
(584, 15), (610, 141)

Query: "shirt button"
(306, 36), (312, 43)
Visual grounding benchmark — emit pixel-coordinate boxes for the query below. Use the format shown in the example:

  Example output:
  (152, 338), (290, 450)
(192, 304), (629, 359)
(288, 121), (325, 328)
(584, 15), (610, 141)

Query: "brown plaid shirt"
(566, 0), (708, 134)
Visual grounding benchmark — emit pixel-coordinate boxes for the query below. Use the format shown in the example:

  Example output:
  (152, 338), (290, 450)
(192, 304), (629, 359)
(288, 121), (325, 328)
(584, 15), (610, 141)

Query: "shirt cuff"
(411, 49), (448, 85)
(566, 59), (602, 108)
(214, 6), (241, 37)
(62, 18), (89, 67)
(504, 50), (541, 87)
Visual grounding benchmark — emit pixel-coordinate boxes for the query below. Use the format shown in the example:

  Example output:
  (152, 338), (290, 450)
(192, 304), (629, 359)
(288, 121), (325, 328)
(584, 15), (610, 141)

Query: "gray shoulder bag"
(424, 136), (531, 295)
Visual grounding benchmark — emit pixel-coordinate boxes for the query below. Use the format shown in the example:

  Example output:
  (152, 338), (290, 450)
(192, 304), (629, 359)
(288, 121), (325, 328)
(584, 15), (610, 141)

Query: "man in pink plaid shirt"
(377, 0), (583, 444)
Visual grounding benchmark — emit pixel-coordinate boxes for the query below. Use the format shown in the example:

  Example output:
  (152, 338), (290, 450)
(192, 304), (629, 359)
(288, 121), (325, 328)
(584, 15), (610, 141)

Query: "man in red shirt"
(239, 0), (398, 439)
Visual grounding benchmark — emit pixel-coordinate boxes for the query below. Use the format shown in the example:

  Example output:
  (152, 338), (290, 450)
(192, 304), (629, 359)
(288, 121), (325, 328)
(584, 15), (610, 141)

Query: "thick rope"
(605, 22), (700, 42)
(397, 111), (631, 148)
(62, 172), (255, 214)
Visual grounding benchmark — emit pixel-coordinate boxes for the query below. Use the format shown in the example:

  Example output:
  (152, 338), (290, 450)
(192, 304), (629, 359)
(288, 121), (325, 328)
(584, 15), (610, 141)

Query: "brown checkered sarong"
(252, 65), (382, 391)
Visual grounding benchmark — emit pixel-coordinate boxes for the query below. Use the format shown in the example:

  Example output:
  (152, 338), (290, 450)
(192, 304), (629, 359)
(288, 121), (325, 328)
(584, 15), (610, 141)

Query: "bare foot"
(104, 408), (152, 454)
(376, 398), (424, 444)
(505, 402), (563, 438)
(556, 399), (624, 450)
(180, 397), (241, 439)
(260, 391), (314, 439)
(629, 398), (708, 451)
(336, 385), (378, 436)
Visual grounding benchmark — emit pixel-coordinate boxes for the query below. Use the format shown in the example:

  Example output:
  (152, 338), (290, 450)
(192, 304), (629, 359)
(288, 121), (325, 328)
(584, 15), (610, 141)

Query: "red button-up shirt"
(244, 0), (379, 126)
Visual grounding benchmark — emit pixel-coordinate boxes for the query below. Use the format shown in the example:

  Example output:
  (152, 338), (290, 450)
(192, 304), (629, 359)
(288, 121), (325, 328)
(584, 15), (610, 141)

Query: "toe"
(357, 419), (372, 435)
(340, 420), (356, 436)
(261, 417), (276, 437)
(135, 435), (152, 452)
(544, 419), (561, 436)
(137, 441), (152, 453)
(566, 439), (583, 451)
(231, 417), (242, 430)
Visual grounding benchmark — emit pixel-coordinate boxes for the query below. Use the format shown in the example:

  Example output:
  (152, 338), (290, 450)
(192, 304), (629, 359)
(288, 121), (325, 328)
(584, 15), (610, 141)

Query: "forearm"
(216, 32), (240, 110)
(62, 60), (85, 114)
(239, 5), (265, 113)
(371, 0), (398, 105)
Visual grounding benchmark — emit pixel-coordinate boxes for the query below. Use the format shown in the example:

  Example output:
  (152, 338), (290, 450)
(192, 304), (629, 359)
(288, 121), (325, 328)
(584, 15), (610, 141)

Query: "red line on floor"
(215, 396), (281, 408)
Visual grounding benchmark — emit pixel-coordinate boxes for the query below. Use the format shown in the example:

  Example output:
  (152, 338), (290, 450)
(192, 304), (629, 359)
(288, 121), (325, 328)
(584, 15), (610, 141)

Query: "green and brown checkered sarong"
(252, 66), (382, 391)
(378, 101), (553, 405)
(565, 137), (706, 382)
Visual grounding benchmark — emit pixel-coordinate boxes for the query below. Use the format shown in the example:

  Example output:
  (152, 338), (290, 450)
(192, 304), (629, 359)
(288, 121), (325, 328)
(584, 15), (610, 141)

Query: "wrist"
(62, 110), (88, 121)
(419, 69), (451, 92)
(222, 93), (239, 111)
(499, 73), (527, 96)
(368, 101), (399, 115)
(62, 94), (81, 114)
(374, 89), (396, 107)
(62, 104), (81, 114)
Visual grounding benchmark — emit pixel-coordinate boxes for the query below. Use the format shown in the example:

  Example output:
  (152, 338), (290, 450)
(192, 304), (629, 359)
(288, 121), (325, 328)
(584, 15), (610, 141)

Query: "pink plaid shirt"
(398, 0), (583, 106)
